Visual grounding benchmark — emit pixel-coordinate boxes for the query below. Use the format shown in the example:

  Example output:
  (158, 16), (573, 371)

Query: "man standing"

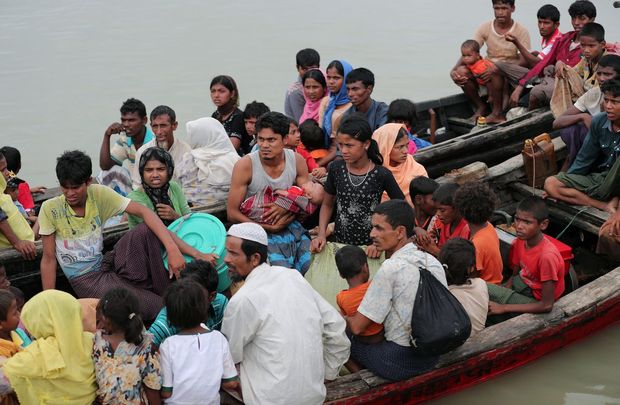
(284, 48), (320, 121)
(132, 105), (191, 189)
(227, 111), (312, 273)
(221, 222), (349, 405)
(347, 200), (448, 381)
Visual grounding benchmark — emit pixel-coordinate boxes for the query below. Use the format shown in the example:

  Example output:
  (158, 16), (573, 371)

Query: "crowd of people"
(0, 0), (619, 403)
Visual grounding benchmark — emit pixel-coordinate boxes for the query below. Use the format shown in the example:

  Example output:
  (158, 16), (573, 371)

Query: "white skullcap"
(227, 223), (269, 246)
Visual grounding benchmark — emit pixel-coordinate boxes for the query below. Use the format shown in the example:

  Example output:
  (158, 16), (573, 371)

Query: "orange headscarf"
(373, 123), (428, 204)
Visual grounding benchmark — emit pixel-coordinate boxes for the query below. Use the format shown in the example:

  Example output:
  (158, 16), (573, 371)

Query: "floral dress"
(93, 330), (161, 405)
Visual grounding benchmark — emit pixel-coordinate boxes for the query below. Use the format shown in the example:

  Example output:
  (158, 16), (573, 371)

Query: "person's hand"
(450, 70), (468, 87)
(503, 277), (514, 290)
(488, 301), (506, 315)
(156, 204), (180, 221)
(416, 237), (439, 256)
(262, 212), (295, 233)
(311, 167), (327, 178)
(582, 113), (593, 129)
(104, 122), (124, 138)
(194, 252), (218, 266)
(14, 239), (37, 260)
(509, 85), (524, 108)
(30, 186), (47, 194)
(311, 235), (327, 253)
(477, 63), (497, 83)
(263, 203), (289, 224)
(603, 211), (620, 237)
(365, 244), (381, 259)
(166, 248), (186, 279)
(504, 33), (518, 44)
(555, 61), (567, 79)
(414, 227), (432, 246)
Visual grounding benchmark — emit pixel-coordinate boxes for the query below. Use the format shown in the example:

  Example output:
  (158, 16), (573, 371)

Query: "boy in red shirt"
(487, 196), (565, 324)
(418, 183), (470, 257)
(454, 182), (503, 285)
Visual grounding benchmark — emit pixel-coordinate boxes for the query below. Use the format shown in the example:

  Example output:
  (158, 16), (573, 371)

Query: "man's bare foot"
(469, 107), (490, 123)
(485, 113), (507, 124)
(604, 197), (620, 214)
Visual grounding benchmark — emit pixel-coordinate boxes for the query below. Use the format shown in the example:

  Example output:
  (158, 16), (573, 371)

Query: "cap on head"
(227, 223), (268, 246)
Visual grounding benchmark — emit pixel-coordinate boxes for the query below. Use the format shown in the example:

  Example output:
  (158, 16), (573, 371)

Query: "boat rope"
(555, 207), (589, 240)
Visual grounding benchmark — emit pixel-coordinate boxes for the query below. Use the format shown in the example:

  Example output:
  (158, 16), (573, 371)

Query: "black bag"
(409, 267), (471, 356)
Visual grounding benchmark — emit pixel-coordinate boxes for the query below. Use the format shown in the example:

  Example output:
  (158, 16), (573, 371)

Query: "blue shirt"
(342, 99), (389, 131)
(568, 112), (620, 175)
(148, 293), (228, 346)
(408, 131), (433, 151)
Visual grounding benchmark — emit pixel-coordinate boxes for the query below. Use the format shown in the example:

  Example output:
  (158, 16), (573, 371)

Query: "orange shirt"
(309, 149), (329, 160)
(336, 281), (383, 336)
(436, 217), (470, 248)
(467, 59), (495, 85)
(471, 222), (503, 285)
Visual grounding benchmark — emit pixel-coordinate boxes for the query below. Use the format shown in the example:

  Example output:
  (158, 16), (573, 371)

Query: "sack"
(410, 267), (471, 356)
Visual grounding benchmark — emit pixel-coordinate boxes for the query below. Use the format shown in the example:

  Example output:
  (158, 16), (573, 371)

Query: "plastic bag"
(410, 267), (471, 356)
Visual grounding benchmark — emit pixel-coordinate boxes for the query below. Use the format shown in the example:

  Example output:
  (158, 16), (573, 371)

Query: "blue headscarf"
(322, 60), (353, 147)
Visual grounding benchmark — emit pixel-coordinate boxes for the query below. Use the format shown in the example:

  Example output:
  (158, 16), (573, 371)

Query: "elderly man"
(221, 222), (350, 405)
(132, 105), (191, 189)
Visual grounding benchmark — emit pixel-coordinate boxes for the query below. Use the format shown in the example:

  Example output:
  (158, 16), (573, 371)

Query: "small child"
(487, 197), (565, 324)
(0, 289), (22, 405)
(94, 288), (161, 405)
(243, 101), (270, 152)
(299, 119), (330, 161)
(5, 178), (37, 228)
(285, 119), (325, 178)
(418, 183), (470, 257)
(240, 182), (324, 225)
(160, 279), (238, 404)
(0, 146), (46, 214)
(460, 39), (495, 87)
(454, 182), (503, 285)
(387, 99), (434, 153)
(335, 245), (383, 341)
(149, 259), (229, 347)
(439, 238), (489, 335)
(409, 176), (439, 244)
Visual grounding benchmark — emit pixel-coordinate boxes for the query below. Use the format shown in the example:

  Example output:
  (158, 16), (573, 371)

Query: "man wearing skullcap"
(221, 222), (350, 405)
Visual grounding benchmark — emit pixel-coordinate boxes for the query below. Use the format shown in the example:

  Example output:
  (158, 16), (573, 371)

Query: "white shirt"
(221, 264), (350, 405)
(449, 278), (489, 335)
(131, 137), (192, 189)
(160, 329), (237, 405)
(574, 86), (603, 116)
(358, 243), (447, 347)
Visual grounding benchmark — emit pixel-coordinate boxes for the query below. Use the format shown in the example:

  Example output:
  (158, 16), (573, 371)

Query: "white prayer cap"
(227, 223), (268, 246)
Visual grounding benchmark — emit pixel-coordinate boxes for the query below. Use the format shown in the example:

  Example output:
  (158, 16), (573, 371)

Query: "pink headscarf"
(299, 69), (326, 124)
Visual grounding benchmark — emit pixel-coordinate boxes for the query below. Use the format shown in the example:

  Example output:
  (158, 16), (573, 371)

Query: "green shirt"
(127, 181), (191, 228)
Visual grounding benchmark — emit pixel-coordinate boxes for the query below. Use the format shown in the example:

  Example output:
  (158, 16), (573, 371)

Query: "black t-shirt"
(212, 108), (251, 155)
(324, 159), (405, 245)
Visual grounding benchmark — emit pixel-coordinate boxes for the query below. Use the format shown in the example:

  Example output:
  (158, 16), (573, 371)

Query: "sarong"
(560, 123), (589, 169)
(267, 221), (311, 275)
(69, 224), (170, 320)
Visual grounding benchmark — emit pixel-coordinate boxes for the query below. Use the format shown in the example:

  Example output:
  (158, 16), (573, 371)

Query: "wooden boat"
(318, 138), (620, 404)
(412, 93), (554, 178)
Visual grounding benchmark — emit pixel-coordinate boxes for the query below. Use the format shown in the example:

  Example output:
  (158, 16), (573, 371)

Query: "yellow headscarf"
(372, 123), (428, 204)
(3, 290), (96, 405)
(0, 174), (34, 247)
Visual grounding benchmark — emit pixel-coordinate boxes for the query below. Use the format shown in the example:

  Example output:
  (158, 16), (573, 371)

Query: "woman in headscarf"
(178, 117), (240, 206)
(373, 123), (428, 205)
(300, 69), (327, 125)
(317, 60), (353, 165)
(127, 147), (190, 228)
(4, 290), (97, 405)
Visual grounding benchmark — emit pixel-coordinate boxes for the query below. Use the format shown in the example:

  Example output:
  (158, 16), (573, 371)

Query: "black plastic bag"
(410, 267), (471, 356)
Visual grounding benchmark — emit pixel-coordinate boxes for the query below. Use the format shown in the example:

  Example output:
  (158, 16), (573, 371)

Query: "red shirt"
(519, 31), (581, 86)
(436, 217), (470, 248)
(295, 146), (318, 171)
(17, 181), (35, 210)
(509, 236), (565, 300)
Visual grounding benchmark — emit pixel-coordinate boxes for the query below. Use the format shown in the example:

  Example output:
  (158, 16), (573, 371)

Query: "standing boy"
(454, 182), (503, 285)
(284, 49), (320, 122)
(342, 68), (389, 131)
(487, 197), (565, 323)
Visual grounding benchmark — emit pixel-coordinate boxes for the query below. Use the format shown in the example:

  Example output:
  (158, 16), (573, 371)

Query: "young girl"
(0, 290), (21, 405)
(4, 290), (97, 404)
(93, 288), (161, 405)
(317, 59), (353, 165)
(311, 115), (405, 254)
(373, 123), (428, 204)
(210, 75), (250, 154)
(160, 279), (238, 405)
(439, 238), (489, 335)
(300, 69), (327, 124)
